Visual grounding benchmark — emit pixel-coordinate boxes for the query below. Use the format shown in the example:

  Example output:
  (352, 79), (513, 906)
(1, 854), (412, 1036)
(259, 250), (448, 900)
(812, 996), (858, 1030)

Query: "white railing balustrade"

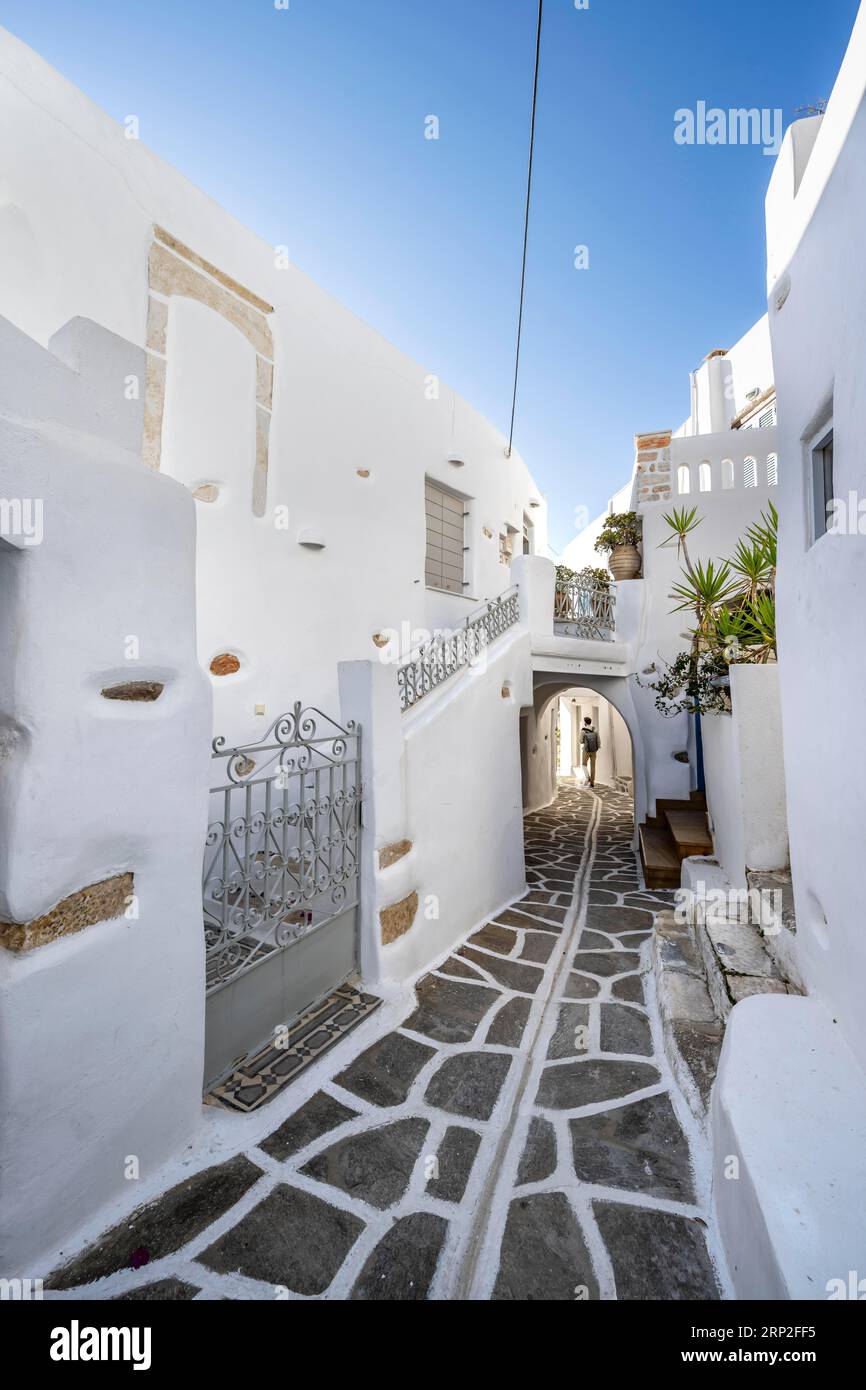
(553, 578), (616, 639)
(396, 587), (520, 711)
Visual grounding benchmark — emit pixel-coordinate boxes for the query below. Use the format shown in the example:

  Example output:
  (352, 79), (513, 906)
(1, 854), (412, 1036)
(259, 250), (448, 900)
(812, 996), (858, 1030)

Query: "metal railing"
(553, 578), (616, 639)
(397, 586), (520, 712)
(202, 703), (362, 993)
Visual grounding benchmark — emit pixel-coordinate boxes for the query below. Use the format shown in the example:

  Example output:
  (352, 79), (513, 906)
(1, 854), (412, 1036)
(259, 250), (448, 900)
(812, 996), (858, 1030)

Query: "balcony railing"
(553, 578), (615, 639)
(397, 586), (520, 712)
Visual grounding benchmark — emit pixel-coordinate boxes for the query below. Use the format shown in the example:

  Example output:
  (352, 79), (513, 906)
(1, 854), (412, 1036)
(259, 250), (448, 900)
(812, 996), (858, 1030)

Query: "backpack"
(583, 729), (600, 753)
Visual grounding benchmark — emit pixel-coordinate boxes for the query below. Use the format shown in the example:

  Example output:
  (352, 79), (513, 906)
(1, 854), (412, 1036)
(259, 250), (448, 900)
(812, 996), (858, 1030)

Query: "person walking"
(580, 716), (601, 788)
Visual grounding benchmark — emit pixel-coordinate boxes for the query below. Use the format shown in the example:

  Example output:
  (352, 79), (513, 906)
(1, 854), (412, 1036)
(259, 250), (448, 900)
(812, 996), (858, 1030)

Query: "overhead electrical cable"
(506, 0), (544, 459)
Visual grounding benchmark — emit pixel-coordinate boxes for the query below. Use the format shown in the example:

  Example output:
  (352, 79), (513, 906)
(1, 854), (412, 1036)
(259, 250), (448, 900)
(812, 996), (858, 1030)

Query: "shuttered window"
(425, 481), (467, 593)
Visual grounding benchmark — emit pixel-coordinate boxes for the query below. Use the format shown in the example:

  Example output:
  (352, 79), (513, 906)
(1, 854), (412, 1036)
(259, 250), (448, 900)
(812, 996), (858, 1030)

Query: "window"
(766, 453), (778, 487)
(698, 461), (712, 492)
(425, 480), (468, 593)
(677, 464), (691, 494)
(522, 514), (534, 555)
(810, 428), (834, 543)
(758, 404), (777, 428)
(721, 458), (735, 490)
(744, 456), (757, 488)
(499, 526), (517, 567)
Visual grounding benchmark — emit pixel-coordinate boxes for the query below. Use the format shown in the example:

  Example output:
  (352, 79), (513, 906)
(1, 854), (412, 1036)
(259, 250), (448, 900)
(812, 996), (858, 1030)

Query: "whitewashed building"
(0, 26), (547, 1272)
(3, 3), (866, 1301)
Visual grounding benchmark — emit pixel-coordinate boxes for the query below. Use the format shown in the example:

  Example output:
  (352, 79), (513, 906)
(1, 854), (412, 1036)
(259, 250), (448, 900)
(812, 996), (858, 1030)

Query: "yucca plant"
(640, 500), (779, 718)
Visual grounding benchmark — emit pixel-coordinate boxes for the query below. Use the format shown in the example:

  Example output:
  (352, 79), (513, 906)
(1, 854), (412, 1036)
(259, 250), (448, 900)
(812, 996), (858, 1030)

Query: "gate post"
(338, 659), (407, 990)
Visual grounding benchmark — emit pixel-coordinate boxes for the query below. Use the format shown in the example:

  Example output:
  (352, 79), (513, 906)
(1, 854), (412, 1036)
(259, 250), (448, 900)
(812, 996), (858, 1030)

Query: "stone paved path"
(48, 784), (726, 1301)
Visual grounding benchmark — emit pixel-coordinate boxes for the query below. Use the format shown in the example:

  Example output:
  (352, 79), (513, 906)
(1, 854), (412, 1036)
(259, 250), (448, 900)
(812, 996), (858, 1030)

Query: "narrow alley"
(45, 785), (725, 1301)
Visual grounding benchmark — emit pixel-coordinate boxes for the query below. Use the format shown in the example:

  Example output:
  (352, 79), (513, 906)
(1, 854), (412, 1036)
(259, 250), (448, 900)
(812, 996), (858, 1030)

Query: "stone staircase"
(651, 865), (801, 1128)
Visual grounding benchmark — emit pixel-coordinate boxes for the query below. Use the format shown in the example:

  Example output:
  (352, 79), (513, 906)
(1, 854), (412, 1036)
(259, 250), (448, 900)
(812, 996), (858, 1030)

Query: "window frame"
(809, 425), (834, 545)
(424, 477), (471, 596)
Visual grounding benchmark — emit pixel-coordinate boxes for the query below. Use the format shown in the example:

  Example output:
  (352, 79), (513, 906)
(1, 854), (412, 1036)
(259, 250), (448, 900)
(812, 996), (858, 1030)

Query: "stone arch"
(523, 673), (647, 841)
(143, 226), (274, 516)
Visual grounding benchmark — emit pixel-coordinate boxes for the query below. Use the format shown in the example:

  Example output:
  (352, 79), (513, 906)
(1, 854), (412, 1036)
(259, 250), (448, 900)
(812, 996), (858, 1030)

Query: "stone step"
(651, 909), (723, 1128)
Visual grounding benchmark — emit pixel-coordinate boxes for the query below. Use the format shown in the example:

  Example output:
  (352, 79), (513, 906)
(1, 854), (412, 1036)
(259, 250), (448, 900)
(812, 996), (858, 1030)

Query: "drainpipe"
(694, 709), (706, 793)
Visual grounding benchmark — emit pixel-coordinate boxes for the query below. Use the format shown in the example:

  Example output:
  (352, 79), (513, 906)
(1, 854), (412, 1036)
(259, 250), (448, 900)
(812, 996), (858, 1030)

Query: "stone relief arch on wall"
(143, 226), (274, 516)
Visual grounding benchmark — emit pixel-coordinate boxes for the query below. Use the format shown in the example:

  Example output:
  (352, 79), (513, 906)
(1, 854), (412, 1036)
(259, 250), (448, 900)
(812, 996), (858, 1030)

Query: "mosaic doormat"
(206, 981), (382, 1114)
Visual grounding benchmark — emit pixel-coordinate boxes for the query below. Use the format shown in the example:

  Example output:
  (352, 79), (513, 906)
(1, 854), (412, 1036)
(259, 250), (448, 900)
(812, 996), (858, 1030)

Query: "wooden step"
(664, 809), (713, 860)
(639, 823), (681, 889)
(654, 796), (706, 817)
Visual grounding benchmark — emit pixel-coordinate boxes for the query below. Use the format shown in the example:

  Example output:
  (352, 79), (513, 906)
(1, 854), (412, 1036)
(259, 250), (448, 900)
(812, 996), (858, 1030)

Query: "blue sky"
(2, 0), (859, 550)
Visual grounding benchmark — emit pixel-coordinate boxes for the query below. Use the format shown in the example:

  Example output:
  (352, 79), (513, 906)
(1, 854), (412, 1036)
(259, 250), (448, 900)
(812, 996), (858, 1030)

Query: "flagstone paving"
(47, 784), (725, 1301)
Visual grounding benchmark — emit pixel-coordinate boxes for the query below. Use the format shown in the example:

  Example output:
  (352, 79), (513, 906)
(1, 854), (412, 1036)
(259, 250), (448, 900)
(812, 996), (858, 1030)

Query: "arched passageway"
(520, 672), (648, 843)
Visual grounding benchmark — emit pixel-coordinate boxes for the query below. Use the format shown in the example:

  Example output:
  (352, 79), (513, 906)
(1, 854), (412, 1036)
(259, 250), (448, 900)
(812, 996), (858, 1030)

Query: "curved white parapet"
(511, 553), (647, 675)
(766, 4), (866, 289)
(712, 994), (866, 1300)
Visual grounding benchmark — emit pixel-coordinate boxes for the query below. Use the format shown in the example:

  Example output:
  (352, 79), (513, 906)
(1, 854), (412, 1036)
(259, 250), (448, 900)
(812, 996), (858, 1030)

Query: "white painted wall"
(765, 0), (866, 1073)
(340, 629), (533, 988)
(0, 27), (547, 750)
(0, 314), (211, 1276)
(674, 319), (774, 439)
(702, 666), (788, 889)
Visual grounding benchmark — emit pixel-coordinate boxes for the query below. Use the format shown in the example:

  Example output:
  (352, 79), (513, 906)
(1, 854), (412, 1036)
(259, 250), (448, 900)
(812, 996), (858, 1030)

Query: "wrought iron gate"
(202, 702), (362, 995)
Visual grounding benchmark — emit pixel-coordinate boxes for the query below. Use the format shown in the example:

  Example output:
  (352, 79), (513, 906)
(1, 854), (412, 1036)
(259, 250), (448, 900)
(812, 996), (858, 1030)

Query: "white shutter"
(425, 481), (466, 593)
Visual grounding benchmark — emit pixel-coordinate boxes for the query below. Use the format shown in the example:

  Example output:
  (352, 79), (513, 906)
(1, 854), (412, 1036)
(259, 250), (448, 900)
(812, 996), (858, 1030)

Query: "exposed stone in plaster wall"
(100, 681), (164, 702)
(152, 226), (274, 315)
(191, 483), (220, 503)
(0, 872), (134, 953)
(380, 891), (419, 946)
(256, 355), (273, 410)
(144, 228), (274, 512)
(146, 296), (168, 355)
(636, 433), (673, 504)
(142, 353), (166, 472)
(210, 653), (241, 676)
(148, 241), (273, 357)
(379, 839), (412, 870)
(635, 431), (672, 451)
(253, 406), (270, 518)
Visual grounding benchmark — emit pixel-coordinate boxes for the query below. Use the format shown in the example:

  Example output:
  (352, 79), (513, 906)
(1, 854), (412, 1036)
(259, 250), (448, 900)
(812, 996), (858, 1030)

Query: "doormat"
(205, 981), (382, 1114)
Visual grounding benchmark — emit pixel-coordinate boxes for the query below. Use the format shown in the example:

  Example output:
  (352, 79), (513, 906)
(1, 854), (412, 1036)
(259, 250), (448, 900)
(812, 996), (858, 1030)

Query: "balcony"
(553, 575), (615, 639)
(511, 555), (644, 676)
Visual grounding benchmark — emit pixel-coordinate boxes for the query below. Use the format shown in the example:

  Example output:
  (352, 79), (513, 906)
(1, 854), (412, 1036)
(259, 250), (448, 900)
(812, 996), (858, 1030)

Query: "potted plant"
(575, 565), (611, 590)
(593, 511), (642, 580)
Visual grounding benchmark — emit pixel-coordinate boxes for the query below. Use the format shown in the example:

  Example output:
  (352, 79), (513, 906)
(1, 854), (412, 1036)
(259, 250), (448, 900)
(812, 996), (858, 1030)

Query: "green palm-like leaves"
(670, 559), (737, 613)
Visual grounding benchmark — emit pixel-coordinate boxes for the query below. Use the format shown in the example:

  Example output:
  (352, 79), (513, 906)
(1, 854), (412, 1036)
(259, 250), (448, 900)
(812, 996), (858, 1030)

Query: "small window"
(499, 528), (516, 566)
(744, 456), (757, 488)
(766, 453), (778, 487)
(758, 404), (776, 428)
(810, 428), (834, 543)
(698, 462), (712, 493)
(425, 479), (468, 593)
(677, 464), (691, 495)
(522, 515), (534, 555)
(721, 458), (735, 490)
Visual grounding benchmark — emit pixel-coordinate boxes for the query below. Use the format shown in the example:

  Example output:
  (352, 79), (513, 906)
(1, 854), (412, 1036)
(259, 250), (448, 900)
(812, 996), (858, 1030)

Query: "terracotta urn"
(608, 544), (641, 581)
